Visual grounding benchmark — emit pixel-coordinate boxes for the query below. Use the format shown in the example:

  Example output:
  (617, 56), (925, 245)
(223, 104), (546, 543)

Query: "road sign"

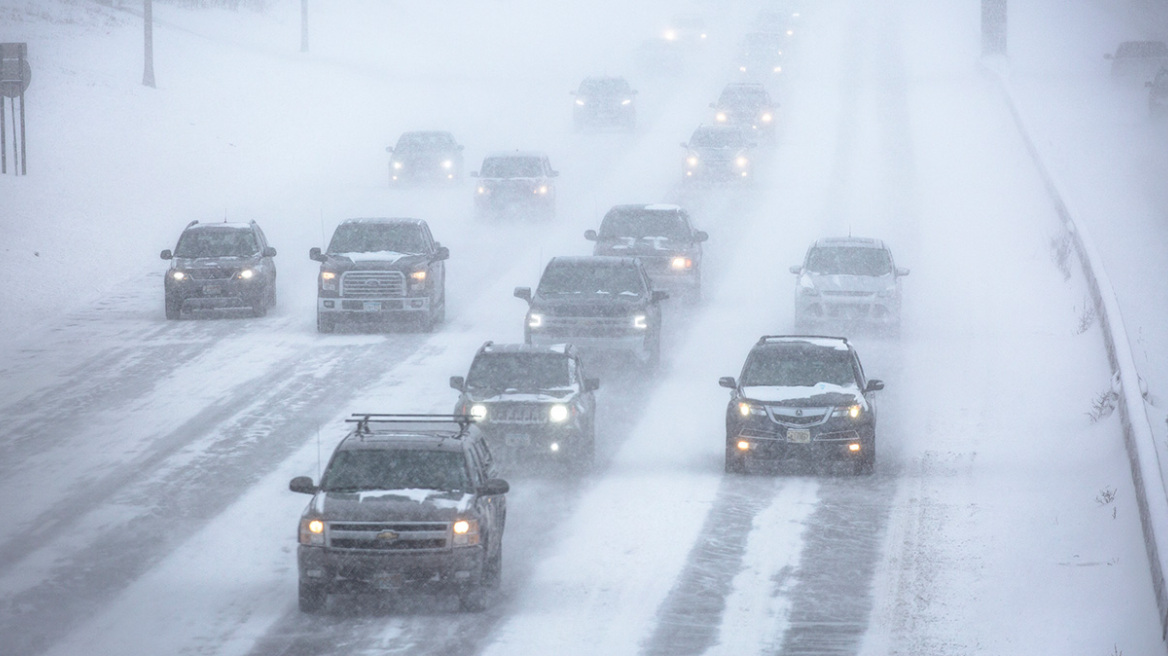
(0, 43), (31, 98)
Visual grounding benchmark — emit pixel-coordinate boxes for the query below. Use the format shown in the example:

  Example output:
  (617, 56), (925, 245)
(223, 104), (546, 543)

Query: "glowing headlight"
(633, 314), (648, 329)
(736, 156), (750, 168)
(528, 313), (543, 329)
(740, 66), (747, 72)
(452, 518), (480, 546)
(832, 404), (863, 419)
(761, 112), (773, 122)
(441, 160), (453, 169)
(738, 402), (766, 417)
(671, 256), (692, 270)
(536, 185), (549, 195)
(773, 66), (782, 73)
(737, 440), (751, 451)
(575, 98), (586, 106)
(621, 98), (632, 105)
(470, 404), (487, 421)
(392, 161), (403, 170)
(786, 29), (794, 36)
(171, 271), (187, 281)
(410, 270), (426, 282)
(700, 33), (707, 39)
(664, 29), (677, 40)
(238, 269), (255, 280)
(320, 270), (337, 291)
(548, 404), (570, 422)
(299, 518), (325, 545)
(686, 155), (699, 167)
(477, 186), (487, 194)
(321, 271), (336, 281)
(715, 112), (728, 122)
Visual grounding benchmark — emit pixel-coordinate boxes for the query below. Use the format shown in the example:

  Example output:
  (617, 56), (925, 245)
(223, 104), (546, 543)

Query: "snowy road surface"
(0, 0), (1165, 654)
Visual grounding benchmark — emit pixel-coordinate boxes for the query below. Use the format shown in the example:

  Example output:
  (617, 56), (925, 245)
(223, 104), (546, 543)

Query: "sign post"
(0, 42), (31, 175)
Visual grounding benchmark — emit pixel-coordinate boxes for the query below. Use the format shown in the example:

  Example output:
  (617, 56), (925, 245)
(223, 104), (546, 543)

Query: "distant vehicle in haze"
(789, 237), (909, 330)
(681, 125), (758, 185)
(585, 204), (707, 302)
(310, 218), (449, 333)
(160, 219), (277, 320)
(385, 131), (464, 185)
(719, 335), (883, 475)
(734, 32), (785, 78)
(472, 151), (558, 218)
(711, 82), (777, 136)
(1106, 40), (1168, 80)
(661, 14), (708, 47)
(1148, 67), (1168, 115)
(572, 76), (637, 131)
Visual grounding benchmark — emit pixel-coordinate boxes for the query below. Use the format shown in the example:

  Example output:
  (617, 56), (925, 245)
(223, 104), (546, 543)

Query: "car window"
(538, 262), (645, 296)
(321, 450), (470, 492)
(397, 132), (453, 149)
(175, 228), (259, 258)
(481, 157), (543, 177)
(740, 348), (857, 387)
(599, 209), (690, 241)
(719, 86), (769, 106)
(327, 223), (426, 254)
(466, 353), (572, 390)
(806, 247), (893, 276)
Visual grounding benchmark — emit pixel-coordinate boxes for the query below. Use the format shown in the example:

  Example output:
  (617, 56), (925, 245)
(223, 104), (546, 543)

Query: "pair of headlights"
(319, 270), (426, 291)
(738, 402), (863, 419)
(392, 160), (454, 170)
(171, 269), (257, 282)
(528, 313), (647, 329)
(470, 403), (571, 423)
(298, 517), (480, 546)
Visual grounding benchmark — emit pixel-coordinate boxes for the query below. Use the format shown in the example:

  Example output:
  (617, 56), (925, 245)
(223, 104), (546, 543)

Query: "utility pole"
(982, 0), (1007, 56)
(143, 0), (155, 87)
(300, 0), (309, 53)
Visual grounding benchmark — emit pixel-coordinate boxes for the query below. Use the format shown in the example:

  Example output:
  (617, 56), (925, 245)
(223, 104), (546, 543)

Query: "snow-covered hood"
(465, 388), (576, 402)
(595, 236), (693, 254)
(741, 382), (862, 407)
(311, 488), (473, 522)
(172, 255), (260, 269)
(532, 294), (649, 315)
(323, 251), (427, 268)
(804, 272), (895, 294)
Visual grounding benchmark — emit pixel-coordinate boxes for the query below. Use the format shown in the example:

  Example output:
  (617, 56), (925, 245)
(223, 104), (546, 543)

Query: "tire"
(317, 311), (335, 334)
(299, 581), (327, 613)
(855, 440), (876, 476)
(725, 449), (747, 474)
(165, 295), (181, 320)
(251, 297), (268, 318)
(483, 546), (502, 589)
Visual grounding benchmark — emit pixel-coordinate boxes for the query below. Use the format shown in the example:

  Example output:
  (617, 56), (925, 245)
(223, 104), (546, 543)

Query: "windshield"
(395, 132), (454, 150)
(740, 348), (856, 387)
(599, 209), (689, 241)
(466, 353), (571, 391)
(481, 157), (543, 177)
(538, 262), (644, 296)
(174, 228), (258, 258)
(690, 128), (748, 148)
(321, 449), (469, 492)
(327, 223), (426, 254)
(806, 246), (893, 276)
(579, 78), (630, 96)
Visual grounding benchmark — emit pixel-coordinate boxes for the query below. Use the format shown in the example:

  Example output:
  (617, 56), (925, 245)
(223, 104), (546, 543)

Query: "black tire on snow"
(725, 444), (747, 474)
(317, 312), (335, 334)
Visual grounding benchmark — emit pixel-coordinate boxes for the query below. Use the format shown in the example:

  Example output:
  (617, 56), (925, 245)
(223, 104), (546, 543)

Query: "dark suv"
(572, 76), (637, 130)
(160, 219), (277, 319)
(310, 218), (449, 333)
(719, 336), (883, 475)
(710, 82), (777, 136)
(472, 152), (558, 218)
(450, 342), (599, 467)
(681, 125), (758, 184)
(515, 256), (667, 369)
(386, 131), (465, 185)
(585, 204), (707, 303)
(289, 414), (509, 613)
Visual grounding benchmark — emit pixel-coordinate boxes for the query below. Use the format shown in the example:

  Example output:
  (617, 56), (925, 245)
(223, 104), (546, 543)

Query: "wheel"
(316, 311), (335, 333)
(483, 546), (502, 589)
(299, 580), (327, 613)
(251, 298), (268, 318)
(165, 295), (181, 320)
(855, 441), (876, 476)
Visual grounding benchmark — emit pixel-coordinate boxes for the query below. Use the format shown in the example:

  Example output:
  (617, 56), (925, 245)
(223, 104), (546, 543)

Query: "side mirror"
(865, 379), (885, 392)
(478, 478), (510, 496)
(160, 249), (173, 260)
(434, 245), (450, 261)
(289, 476), (318, 494)
(309, 247), (325, 262)
(385, 146), (394, 153)
(584, 229), (598, 241)
(718, 376), (737, 389)
(514, 287), (532, 303)
(789, 265), (802, 274)
(694, 230), (708, 242)
(450, 375), (465, 391)
(263, 246), (277, 258)
(896, 267), (910, 277)
(651, 290), (670, 303)
(584, 377), (600, 392)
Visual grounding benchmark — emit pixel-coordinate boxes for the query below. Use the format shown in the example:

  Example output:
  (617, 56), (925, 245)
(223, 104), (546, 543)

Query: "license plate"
(787, 429), (811, 444)
(505, 433), (531, 447)
(363, 301), (381, 311)
(202, 285), (222, 296)
(373, 572), (403, 590)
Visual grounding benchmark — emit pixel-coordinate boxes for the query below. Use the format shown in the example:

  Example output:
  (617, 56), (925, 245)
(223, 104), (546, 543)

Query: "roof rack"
(756, 334), (848, 345)
(346, 413), (475, 437)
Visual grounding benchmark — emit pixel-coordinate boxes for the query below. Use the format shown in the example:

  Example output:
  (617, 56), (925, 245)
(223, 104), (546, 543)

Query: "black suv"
(310, 218), (449, 333)
(681, 125), (758, 185)
(472, 151), (558, 218)
(160, 219), (277, 319)
(289, 414), (509, 613)
(710, 82), (777, 136)
(386, 131), (465, 185)
(585, 204), (707, 303)
(450, 342), (599, 467)
(572, 76), (637, 131)
(515, 256), (667, 369)
(719, 336), (883, 475)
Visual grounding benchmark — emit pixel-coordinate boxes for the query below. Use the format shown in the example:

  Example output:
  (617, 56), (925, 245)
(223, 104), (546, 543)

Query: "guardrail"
(992, 66), (1168, 641)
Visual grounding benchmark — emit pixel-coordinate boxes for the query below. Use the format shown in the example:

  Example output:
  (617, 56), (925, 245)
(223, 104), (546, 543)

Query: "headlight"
(831, 404), (863, 419)
(686, 155), (699, 167)
(299, 518), (325, 546)
(715, 112), (728, 122)
(392, 161), (403, 170)
(452, 518), (480, 546)
(238, 268), (255, 280)
(171, 271), (187, 281)
(773, 66), (782, 73)
(621, 98), (632, 105)
(633, 314), (648, 329)
(736, 156), (750, 168)
(409, 269), (426, 291)
(528, 312), (543, 329)
(664, 29), (677, 40)
(536, 185), (549, 195)
(761, 112), (773, 122)
(671, 256), (692, 270)
(738, 402), (766, 417)
(477, 186), (487, 194)
(470, 404), (487, 421)
(442, 160), (453, 169)
(320, 270), (338, 291)
(739, 66), (747, 72)
(548, 404), (570, 422)
(575, 98), (586, 106)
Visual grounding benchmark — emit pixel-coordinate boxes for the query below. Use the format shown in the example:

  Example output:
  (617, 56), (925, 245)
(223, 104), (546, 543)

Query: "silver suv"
(789, 237), (908, 330)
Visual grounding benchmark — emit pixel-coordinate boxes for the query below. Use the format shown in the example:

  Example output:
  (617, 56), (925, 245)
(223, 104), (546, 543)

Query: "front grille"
(822, 291), (874, 297)
(327, 521), (449, 551)
(187, 268), (235, 280)
(487, 403), (548, 424)
(341, 271), (405, 298)
(540, 317), (634, 338)
(767, 407), (829, 426)
(815, 430), (860, 442)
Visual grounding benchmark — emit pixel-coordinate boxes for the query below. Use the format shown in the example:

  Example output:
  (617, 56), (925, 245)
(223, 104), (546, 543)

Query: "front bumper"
(298, 544), (485, 592)
(796, 294), (899, 323)
(478, 423), (588, 455)
(166, 278), (267, 310)
(317, 296), (430, 318)
(729, 424), (873, 463)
